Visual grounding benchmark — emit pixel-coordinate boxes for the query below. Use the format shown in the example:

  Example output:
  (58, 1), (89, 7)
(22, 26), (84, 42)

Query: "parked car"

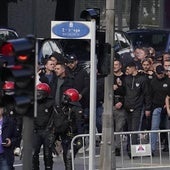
(126, 28), (170, 53)
(37, 38), (63, 65)
(0, 27), (19, 46)
(0, 28), (19, 66)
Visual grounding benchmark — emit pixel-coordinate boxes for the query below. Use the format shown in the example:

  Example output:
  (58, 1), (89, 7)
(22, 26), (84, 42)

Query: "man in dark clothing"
(150, 65), (170, 154)
(66, 54), (89, 108)
(0, 101), (18, 170)
(2, 81), (23, 157)
(53, 62), (81, 170)
(66, 54), (89, 134)
(113, 60), (127, 156)
(124, 62), (151, 157)
(52, 62), (74, 105)
(38, 58), (56, 93)
(32, 83), (54, 170)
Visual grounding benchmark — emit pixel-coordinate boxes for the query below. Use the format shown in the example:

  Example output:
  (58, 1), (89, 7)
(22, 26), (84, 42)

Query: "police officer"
(32, 83), (54, 170)
(52, 61), (82, 169)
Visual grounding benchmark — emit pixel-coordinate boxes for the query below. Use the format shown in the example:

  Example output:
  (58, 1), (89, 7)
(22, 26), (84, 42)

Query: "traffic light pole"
(99, 0), (115, 169)
(22, 116), (34, 170)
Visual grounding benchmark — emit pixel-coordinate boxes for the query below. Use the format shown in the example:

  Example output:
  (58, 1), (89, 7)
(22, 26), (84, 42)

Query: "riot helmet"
(2, 81), (15, 95)
(63, 88), (79, 103)
(36, 83), (51, 100)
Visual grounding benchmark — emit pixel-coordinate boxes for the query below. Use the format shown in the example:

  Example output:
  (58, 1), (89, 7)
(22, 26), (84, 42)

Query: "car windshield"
(129, 32), (169, 52)
(0, 29), (18, 46)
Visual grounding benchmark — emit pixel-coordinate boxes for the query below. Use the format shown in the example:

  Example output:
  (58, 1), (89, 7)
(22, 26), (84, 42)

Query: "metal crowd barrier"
(71, 130), (170, 170)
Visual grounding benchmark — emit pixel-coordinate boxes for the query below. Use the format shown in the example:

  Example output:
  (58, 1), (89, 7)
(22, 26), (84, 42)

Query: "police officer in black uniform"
(32, 83), (54, 170)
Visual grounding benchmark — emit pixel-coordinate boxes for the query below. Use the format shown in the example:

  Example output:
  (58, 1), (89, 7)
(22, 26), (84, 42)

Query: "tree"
(129, 0), (141, 29)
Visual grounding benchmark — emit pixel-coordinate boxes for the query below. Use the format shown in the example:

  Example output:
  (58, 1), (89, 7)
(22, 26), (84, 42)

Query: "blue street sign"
(52, 21), (90, 38)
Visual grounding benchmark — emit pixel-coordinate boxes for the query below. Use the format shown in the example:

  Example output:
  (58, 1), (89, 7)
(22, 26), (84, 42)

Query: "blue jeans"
(0, 154), (10, 170)
(151, 107), (162, 152)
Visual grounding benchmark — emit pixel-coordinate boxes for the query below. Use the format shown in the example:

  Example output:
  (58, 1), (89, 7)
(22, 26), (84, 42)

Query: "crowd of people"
(0, 44), (170, 169)
(113, 47), (170, 157)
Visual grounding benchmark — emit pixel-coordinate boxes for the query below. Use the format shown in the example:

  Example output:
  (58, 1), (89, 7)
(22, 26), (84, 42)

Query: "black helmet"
(36, 83), (51, 100)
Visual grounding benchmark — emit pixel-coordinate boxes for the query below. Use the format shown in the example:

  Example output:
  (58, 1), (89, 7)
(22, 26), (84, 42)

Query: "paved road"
(13, 149), (170, 170)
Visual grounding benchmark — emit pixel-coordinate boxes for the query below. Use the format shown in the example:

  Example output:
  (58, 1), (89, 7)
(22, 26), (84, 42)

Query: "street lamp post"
(99, 0), (115, 169)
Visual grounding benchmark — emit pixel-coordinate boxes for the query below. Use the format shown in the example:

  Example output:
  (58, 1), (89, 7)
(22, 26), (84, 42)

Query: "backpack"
(51, 106), (70, 134)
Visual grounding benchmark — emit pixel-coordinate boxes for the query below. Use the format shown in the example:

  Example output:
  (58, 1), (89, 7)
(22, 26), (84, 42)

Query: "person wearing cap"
(0, 101), (18, 170)
(66, 54), (90, 133)
(124, 61), (151, 158)
(150, 65), (170, 155)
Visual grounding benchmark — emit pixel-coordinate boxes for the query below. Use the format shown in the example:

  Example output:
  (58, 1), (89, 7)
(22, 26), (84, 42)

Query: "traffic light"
(100, 43), (111, 75)
(80, 8), (100, 28)
(0, 35), (35, 116)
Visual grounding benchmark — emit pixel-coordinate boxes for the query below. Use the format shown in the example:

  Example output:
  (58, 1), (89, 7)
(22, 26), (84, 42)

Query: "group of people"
(0, 43), (170, 169)
(113, 46), (170, 157)
(34, 52), (91, 170)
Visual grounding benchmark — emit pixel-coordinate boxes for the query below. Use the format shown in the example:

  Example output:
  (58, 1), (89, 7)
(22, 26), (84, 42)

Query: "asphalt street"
(13, 149), (170, 170)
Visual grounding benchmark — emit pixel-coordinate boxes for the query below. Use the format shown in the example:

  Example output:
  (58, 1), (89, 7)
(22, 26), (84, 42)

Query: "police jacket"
(150, 76), (170, 109)
(69, 65), (89, 96)
(124, 73), (151, 111)
(2, 116), (17, 169)
(34, 98), (54, 130)
(68, 65), (90, 108)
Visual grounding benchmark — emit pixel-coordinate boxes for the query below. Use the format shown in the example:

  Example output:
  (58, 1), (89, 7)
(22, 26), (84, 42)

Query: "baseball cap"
(155, 65), (165, 74)
(66, 54), (77, 63)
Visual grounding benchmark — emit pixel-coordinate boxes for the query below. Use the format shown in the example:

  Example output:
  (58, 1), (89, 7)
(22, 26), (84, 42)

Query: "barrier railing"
(71, 130), (170, 170)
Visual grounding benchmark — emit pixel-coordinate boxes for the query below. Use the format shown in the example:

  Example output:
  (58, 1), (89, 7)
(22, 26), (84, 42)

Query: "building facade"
(7, 0), (169, 38)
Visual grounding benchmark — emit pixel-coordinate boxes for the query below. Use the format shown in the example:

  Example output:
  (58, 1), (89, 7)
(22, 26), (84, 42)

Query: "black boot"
(63, 150), (72, 170)
(44, 150), (53, 170)
(32, 155), (39, 170)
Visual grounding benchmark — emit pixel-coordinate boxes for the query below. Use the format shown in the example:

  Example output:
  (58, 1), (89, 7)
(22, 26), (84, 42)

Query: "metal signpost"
(51, 20), (97, 170)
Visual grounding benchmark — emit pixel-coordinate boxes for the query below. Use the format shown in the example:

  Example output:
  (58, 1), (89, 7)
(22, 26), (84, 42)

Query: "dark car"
(127, 28), (170, 53)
